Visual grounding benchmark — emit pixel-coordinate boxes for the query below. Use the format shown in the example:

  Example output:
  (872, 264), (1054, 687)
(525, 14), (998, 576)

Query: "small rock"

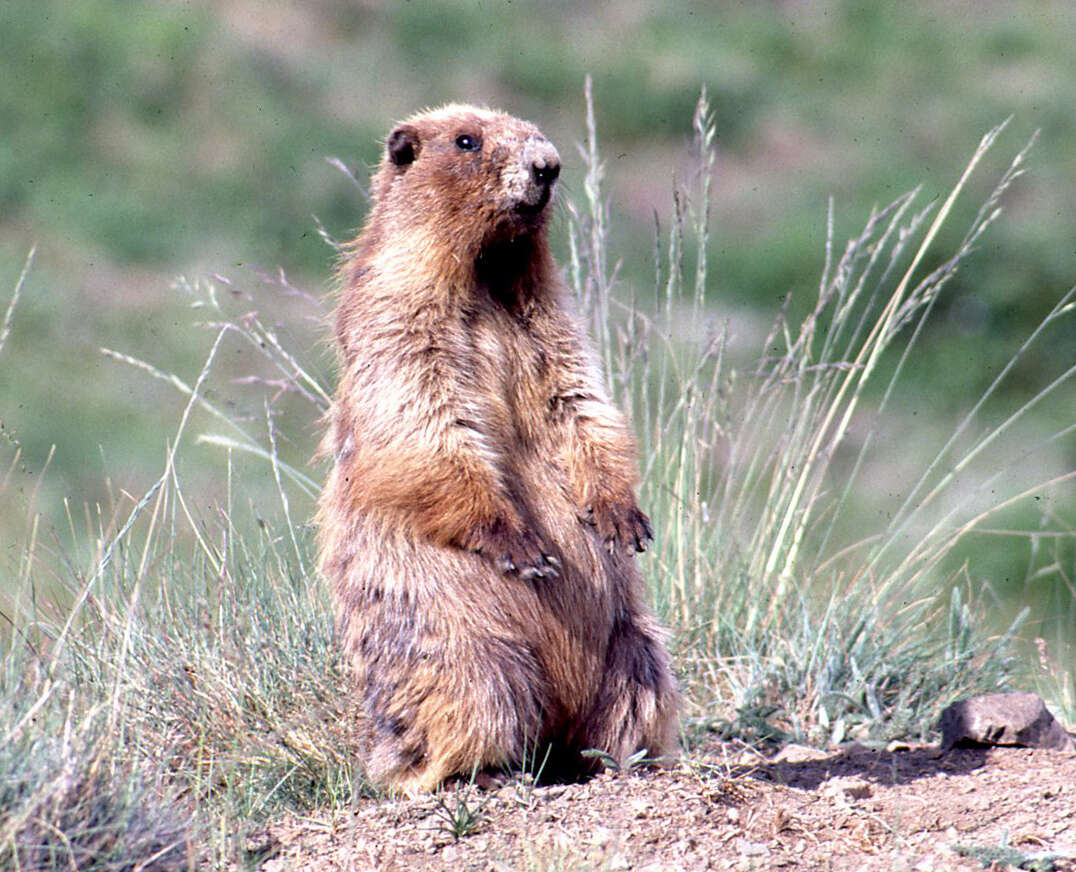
(772, 743), (830, 763)
(243, 828), (280, 863)
(532, 784), (568, 800)
(822, 776), (872, 802)
(937, 692), (1076, 752)
(735, 838), (770, 857)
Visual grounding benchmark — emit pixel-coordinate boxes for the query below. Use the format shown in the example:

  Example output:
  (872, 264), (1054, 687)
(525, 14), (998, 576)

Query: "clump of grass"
(1, 267), (356, 864)
(568, 79), (1074, 744)
(510, 741), (553, 809)
(579, 747), (658, 773)
(0, 668), (191, 871)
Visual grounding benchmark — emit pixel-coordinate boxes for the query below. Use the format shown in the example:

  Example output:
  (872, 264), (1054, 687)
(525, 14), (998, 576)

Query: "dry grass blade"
(755, 119), (1014, 626)
(0, 245), (34, 358)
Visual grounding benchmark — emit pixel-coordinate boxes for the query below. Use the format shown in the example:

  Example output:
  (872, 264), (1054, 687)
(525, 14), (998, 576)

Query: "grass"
(571, 86), (1073, 744)
(0, 370), (352, 867)
(1, 87), (1074, 867)
(0, 710), (191, 871)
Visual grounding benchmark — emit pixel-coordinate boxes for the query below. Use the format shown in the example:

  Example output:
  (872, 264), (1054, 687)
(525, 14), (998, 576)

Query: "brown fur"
(316, 104), (679, 795)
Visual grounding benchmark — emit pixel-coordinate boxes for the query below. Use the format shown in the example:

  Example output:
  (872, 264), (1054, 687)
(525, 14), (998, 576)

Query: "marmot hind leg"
(355, 629), (553, 796)
(573, 616), (679, 769)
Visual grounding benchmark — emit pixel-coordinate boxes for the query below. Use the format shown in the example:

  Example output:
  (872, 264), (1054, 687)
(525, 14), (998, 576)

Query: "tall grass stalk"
(0, 245), (33, 358)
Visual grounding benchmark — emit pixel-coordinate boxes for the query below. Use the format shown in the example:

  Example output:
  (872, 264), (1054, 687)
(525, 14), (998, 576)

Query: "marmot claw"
(581, 501), (653, 554)
(471, 520), (559, 579)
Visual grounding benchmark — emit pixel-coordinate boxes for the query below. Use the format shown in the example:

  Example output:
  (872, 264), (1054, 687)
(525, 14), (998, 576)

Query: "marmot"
(317, 104), (679, 795)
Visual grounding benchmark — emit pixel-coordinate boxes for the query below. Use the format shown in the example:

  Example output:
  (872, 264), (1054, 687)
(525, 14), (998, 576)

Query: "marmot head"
(370, 104), (561, 253)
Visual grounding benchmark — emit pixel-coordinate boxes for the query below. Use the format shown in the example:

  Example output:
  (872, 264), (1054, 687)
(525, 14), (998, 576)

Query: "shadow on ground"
(747, 743), (992, 790)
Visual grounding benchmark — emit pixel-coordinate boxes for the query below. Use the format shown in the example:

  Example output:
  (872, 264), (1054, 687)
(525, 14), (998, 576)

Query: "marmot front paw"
(580, 500), (653, 554)
(464, 518), (560, 579)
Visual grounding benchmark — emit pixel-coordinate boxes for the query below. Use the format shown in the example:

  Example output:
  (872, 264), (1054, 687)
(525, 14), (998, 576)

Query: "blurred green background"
(1, 1), (1073, 646)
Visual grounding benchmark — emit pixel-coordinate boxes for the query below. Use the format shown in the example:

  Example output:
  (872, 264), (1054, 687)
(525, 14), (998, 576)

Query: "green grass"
(1, 87), (1074, 868)
(433, 776), (490, 843)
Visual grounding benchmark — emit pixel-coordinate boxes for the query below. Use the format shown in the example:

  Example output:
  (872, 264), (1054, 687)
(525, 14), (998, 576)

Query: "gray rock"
(937, 692), (1076, 752)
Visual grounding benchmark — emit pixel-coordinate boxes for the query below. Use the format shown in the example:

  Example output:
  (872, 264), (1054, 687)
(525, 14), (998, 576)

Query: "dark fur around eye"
(455, 133), (481, 152)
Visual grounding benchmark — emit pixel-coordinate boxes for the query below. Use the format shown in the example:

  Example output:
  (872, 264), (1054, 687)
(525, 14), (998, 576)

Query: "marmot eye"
(455, 134), (481, 152)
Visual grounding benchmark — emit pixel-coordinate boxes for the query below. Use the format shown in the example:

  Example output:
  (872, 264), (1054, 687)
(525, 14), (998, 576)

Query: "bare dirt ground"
(252, 740), (1076, 871)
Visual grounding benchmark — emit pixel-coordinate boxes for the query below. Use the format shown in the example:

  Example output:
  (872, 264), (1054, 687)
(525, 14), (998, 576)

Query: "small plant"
(512, 740), (554, 809)
(433, 776), (489, 842)
(954, 838), (1065, 871)
(580, 747), (657, 773)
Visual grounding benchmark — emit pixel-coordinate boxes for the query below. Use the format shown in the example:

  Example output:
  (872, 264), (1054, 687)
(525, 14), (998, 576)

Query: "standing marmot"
(317, 104), (678, 795)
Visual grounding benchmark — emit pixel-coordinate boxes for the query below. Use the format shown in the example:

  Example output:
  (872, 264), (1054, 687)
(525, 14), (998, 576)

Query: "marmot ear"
(387, 125), (420, 167)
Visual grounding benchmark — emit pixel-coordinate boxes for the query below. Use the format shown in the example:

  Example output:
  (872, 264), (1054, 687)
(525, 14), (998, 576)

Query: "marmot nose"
(531, 158), (560, 187)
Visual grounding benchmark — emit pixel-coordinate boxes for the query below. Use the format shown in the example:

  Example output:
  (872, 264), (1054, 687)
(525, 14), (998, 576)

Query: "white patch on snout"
(500, 136), (561, 209)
